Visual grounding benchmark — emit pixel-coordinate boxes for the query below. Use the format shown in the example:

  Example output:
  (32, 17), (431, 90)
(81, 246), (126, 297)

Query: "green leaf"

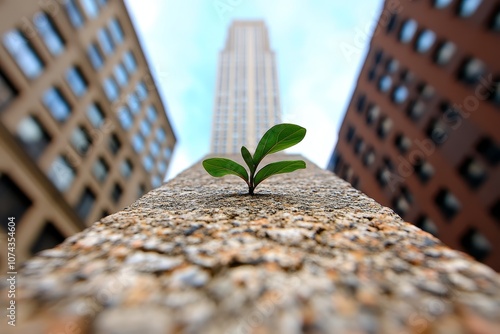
(241, 146), (255, 175)
(254, 160), (306, 188)
(202, 158), (249, 183)
(253, 124), (306, 166)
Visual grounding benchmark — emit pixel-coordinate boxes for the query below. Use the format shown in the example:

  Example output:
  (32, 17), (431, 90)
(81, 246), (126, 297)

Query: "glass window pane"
(48, 155), (75, 192)
(108, 133), (121, 155)
(151, 175), (161, 188)
(64, 0), (84, 28)
(459, 0), (482, 17)
(92, 157), (109, 182)
(80, 0), (99, 19)
(109, 18), (124, 44)
(163, 147), (172, 159)
(132, 133), (144, 153)
(434, 0), (453, 8)
(102, 77), (119, 102)
(16, 115), (51, 160)
(147, 105), (158, 122)
(33, 12), (64, 56)
(399, 19), (417, 43)
(66, 66), (87, 97)
(43, 87), (71, 122)
(124, 51), (137, 74)
(75, 187), (95, 219)
(120, 159), (133, 179)
(118, 106), (133, 130)
(140, 119), (151, 137)
(87, 43), (104, 69)
(415, 29), (436, 53)
(111, 183), (122, 203)
(142, 155), (154, 172)
(0, 71), (17, 110)
(128, 93), (140, 114)
(136, 81), (147, 101)
(435, 41), (456, 65)
(157, 160), (166, 174)
(114, 63), (128, 87)
(86, 102), (105, 128)
(71, 126), (92, 155)
(3, 30), (44, 79)
(150, 141), (160, 157)
(0, 174), (32, 230)
(98, 27), (114, 56)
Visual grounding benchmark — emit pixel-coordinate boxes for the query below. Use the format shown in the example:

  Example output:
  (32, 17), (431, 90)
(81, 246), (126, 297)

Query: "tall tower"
(211, 21), (281, 154)
(328, 0), (500, 270)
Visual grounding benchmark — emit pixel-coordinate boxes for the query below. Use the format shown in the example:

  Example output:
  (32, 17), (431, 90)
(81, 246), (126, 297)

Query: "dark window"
(327, 151), (342, 173)
(16, 115), (51, 160)
(71, 126), (92, 155)
(414, 159), (435, 183)
(385, 58), (399, 73)
(378, 75), (392, 92)
(356, 94), (366, 113)
(353, 137), (365, 155)
(426, 119), (448, 145)
(416, 216), (438, 236)
(460, 228), (491, 261)
(400, 70), (414, 83)
(345, 125), (355, 143)
(120, 159), (133, 179)
(491, 7), (500, 31)
(137, 183), (146, 198)
(30, 222), (66, 254)
(476, 137), (500, 165)
(459, 157), (487, 188)
(457, 0), (483, 18)
(87, 43), (104, 70)
(395, 134), (412, 153)
(64, 0), (84, 28)
(458, 58), (486, 85)
(111, 183), (122, 203)
(75, 187), (96, 219)
(407, 100), (425, 121)
(33, 12), (65, 56)
(491, 200), (500, 223)
(440, 102), (462, 125)
(3, 30), (44, 79)
(43, 87), (71, 122)
(393, 195), (410, 217)
(366, 105), (380, 125)
(434, 41), (456, 66)
(0, 174), (32, 232)
(435, 189), (461, 219)
(92, 157), (109, 183)
(417, 83), (435, 100)
(386, 14), (397, 33)
(108, 133), (121, 155)
(376, 167), (391, 187)
(374, 49), (383, 64)
(377, 117), (393, 139)
(351, 176), (359, 189)
(367, 67), (377, 82)
(101, 210), (110, 219)
(0, 70), (17, 111)
(415, 29), (436, 53)
(399, 19), (418, 43)
(66, 66), (87, 97)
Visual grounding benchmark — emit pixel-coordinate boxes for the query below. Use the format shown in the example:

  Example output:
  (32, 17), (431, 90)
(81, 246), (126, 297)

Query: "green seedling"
(203, 123), (307, 195)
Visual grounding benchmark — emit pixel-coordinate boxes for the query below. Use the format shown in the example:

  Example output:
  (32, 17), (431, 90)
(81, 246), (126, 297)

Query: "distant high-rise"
(329, 0), (500, 270)
(0, 0), (176, 269)
(211, 20), (281, 154)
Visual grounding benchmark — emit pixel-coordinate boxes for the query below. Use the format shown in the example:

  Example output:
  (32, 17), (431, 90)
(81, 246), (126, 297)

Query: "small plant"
(203, 123), (307, 195)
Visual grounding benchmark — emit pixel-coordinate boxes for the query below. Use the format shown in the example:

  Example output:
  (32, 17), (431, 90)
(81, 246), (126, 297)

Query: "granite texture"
(2, 155), (500, 334)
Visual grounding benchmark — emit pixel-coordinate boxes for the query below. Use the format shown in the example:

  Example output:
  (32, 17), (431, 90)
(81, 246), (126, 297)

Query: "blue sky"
(124, 0), (384, 179)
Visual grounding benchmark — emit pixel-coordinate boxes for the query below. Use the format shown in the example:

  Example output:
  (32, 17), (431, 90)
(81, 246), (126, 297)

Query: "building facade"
(211, 20), (281, 154)
(0, 0), (176, 270)
(329, 0), (500, 270)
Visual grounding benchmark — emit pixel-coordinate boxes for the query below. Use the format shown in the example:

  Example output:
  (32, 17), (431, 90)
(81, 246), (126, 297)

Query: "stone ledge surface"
(1, 155), (500, 333)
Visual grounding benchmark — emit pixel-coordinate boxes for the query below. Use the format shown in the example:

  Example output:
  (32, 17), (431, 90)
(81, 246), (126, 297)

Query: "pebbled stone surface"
(1, 155), (500, 334)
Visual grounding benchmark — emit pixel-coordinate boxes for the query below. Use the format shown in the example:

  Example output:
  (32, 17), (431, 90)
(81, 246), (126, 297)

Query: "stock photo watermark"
(5, 217), (17, 327)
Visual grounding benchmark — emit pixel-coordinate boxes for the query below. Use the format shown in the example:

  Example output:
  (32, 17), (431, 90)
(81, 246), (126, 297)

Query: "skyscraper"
(0, 0), (176, 269)
(211, 20), (281, 154)
(328, 0), (500, 270)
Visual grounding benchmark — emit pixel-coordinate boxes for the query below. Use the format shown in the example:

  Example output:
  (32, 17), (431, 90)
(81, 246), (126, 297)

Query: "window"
(414, 159), (435, 183)
(395, 134), (412, 153)
(75, 187), (96, 220)
(401, 70), (414, 83)
(128, 93), (140, 114)
(114, 63), (128, 88)
(64, 0), (84, 28)
(132, 133), (145, 153)
(459, 157), (487, 188)
(157, 160), (167, 174)
(120, 159), (133, 179)
(366, 105), (380, 125)
(374, 49), (383, 64)
(97, 27), (114, 56)
(147, 105), (158, 122)
(476, 137), (500, 165)
(399, 19), (417, 43)
(386, 14), (397, 33)
(416, 216), (438, 237)
(386, 58), (399, 73)
(16, 115), (51, 160)
(111, 183), (122, 203)
(71, 126), (92, 155)
(87, 103), (105, 128)
(0, 71), (17, 111)
(156, 128), (166, 142)
(345, 125), (355, 143)
(80, 0), (99, 19)
(367, 67), (377, 82)
(427, 119), (448, 145)
(66, 66), (87, 97)
(103, 77), (119, 102)
(376, 167), (391, 187)
(151, 175), (162, 188)
(435, 189), (461, 219)
(434, 41), (456, 65)
(137, 183), (146, 198)
(30, 222), (65, 255)
(393, 195), (410, 217)
(117, 106), (133, 130)
(124, 51), (137, 74)
(460, 228), (491, 261)
(356, 94), (366, 113)
(377, 117), (393, 139)
(459, 58), (486, 85)
(97, 0), (108, 7)
(108, 133), (121, 155)
(139, 119), (150, 137)
(458, 0), (482, 17)
(48, 155), (76, 192)
(415, 29), (436, 53)
(3, 30), (44, 79)
(33, 12), (64, 56)
(354, 137), (365, 155)
(363, 149), (375, 167)
(109, 18), (124, 44)
(491, 8), (500, 31)
(434, 0), (453, 8)
(92, 157), (109, 183)
(163, 147), (172, 159)
(0, 174), (32, 231)
(142, 155), (154, 172)
(378, 75), (392, 92)
(491, 200), (500, 223)
(87, 43), (104, 70)
(43, 87), (71, 122)
(136, 81), (148, 101)
(150, 141), (160, 157)
(392, 86), (408, 104)
(407, 100), (425, 120)
(418, 83), (435, 100)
